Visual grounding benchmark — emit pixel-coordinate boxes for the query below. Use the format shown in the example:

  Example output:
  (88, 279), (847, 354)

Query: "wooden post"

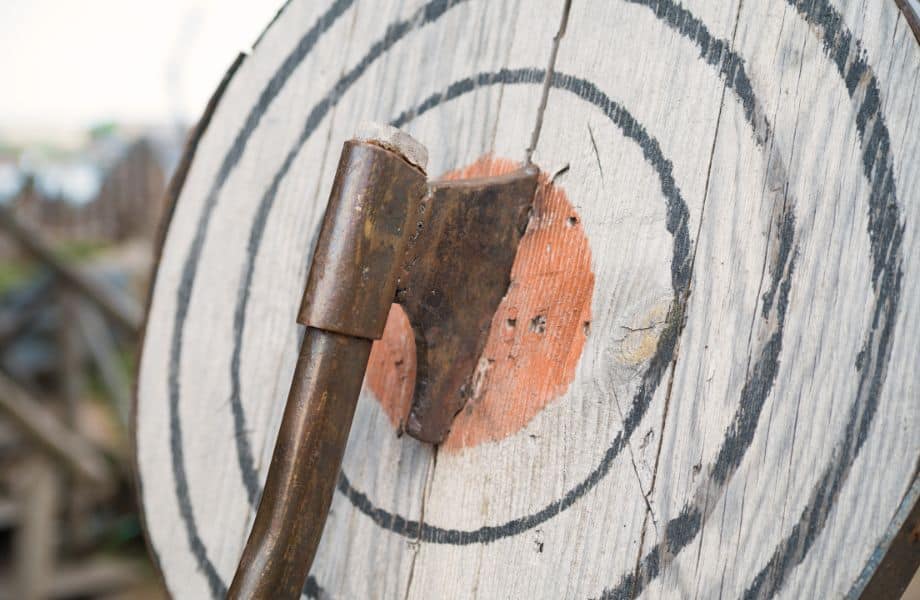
(57, 288), (83, 425)
(77, 301), (132, 426)
(14, 456), (58, 600)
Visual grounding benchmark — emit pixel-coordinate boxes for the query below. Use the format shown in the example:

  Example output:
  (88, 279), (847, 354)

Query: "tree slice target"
(134, 0), (920, 598)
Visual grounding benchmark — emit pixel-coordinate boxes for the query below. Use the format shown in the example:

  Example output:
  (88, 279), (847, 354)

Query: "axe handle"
(227, 327), (371, 599)
(229, 133), (425, 599)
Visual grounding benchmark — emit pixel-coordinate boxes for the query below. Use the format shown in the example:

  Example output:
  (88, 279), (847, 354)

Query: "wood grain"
(134, 0), (920, 598)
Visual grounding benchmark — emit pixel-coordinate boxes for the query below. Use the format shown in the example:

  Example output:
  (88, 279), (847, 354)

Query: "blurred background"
(0, 1), (282, 597)
(0, 1), (917, 599)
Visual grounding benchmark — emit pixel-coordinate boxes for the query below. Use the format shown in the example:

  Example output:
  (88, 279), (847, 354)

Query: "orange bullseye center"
(364, 155), (595, 452)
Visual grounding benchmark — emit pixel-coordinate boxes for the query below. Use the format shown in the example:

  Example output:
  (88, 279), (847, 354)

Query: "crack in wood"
(403, 449), (438, 600)
(526, 0), (573, 163)
(612, 388), (659, 539)
(632, 1), (749, 593)
(895, 64), (919, 165)
(403, 3), (575, 596)
(758, 30), (808, 542)
(587, 123), (605, 183)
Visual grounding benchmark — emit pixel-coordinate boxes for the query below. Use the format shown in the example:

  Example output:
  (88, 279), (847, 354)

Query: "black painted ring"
(335, 68), (693, 547)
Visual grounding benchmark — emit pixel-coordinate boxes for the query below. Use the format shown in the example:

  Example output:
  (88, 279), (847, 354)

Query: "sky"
(0, 0), (285, 140)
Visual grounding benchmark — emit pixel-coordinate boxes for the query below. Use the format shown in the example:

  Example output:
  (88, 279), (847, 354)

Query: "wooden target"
(134, 0), (920, 597)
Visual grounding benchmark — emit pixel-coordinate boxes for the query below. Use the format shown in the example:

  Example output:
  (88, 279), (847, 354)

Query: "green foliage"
(55, 238), (108, 261)
(0, 259), (36, 294)
(0, 239), (110, 294)
(88, 122), (119, 140)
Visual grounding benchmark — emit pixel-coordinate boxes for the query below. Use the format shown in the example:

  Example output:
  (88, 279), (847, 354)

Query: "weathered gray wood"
(0, 207), (142, 334)
(15, 456), (58, 600)
(0, 558), (147, 600)
(0, 372), (111, 487)
(57, 289), (83, 426)
(0, 281), (49, 353)
(77, 301), (132, 426)
(45, 558), (146, 599)
(135, 0), (920, 598)
(56, 288), (93, 549)
(0, 498), (19, 531)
